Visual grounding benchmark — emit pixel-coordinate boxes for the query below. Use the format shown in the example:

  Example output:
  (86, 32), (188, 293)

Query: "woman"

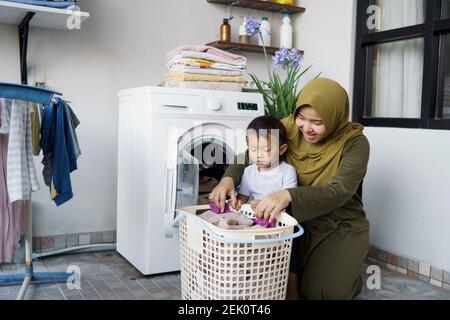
(210, 78), (370, 300)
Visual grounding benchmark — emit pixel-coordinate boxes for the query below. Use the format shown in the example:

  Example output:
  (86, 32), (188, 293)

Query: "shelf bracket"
(19, 12), (35, 85)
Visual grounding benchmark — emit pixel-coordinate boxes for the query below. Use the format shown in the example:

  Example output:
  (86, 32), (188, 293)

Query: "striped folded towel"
(165, 72), (245, 83)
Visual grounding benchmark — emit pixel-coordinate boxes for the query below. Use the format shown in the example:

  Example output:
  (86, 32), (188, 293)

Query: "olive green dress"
(223, 78), (370, 299)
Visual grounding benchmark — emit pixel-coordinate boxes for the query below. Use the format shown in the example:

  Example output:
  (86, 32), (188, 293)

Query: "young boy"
(235, 115), (298, 216)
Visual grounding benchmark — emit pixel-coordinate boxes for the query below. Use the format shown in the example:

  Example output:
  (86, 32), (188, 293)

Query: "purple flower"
(245, 17), (261, 36)
(272, 48), (303, 69)
(272, 48), (291, 68)
(289, 49), (303, 67)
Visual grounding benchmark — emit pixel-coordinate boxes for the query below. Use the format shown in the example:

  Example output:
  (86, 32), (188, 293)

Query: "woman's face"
(295, 106), (326, 143)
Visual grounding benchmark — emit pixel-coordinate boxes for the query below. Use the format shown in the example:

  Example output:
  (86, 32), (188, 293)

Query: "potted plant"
(244, 17), (313, 119)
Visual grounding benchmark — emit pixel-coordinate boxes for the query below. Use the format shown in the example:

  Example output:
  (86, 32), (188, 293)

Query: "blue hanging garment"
(40, 98), (79, 206)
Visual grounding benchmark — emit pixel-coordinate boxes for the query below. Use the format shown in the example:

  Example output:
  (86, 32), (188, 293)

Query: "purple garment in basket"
(253, 218), (277, 229)
(209, 202), (277, 228)
(209, 202), (232, 214)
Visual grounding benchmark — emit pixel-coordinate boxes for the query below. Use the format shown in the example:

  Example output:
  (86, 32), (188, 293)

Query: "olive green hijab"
(281, 78), (364, 187)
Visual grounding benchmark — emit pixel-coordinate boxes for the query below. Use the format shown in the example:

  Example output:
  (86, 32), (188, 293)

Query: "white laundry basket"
(174, 204), (304, 300)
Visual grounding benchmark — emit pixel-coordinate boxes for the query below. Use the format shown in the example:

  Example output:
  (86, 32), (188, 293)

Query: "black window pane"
(366, 0), (425, 33)
(443, 0), (450, 19)
(439, 34), (450, 119)
(368, 38), (424, 118)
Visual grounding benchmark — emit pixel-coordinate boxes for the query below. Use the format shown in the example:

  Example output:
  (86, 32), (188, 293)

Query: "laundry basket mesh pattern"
(178, 205), (297, 300)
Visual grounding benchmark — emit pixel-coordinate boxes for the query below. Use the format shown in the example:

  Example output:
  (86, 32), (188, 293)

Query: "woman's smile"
(303, 130), (317, 140)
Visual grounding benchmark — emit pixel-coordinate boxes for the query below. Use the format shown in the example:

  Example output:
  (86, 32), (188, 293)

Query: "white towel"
(7, 100), (40, 202)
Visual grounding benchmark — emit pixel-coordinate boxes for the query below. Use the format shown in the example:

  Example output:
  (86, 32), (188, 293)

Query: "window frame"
(353, 0), (450, 130)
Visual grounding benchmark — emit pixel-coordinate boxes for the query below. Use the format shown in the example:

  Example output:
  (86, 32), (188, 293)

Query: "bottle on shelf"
(275, 0), (294, 5)
(280, 13), (293, 49)
(239, 17), (251, 45)
(258, 17), (271, 47)
(220, 17), (233, 42)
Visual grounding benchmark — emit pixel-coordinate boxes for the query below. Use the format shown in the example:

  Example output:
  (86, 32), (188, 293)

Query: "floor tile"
(1, 251), (449, 300)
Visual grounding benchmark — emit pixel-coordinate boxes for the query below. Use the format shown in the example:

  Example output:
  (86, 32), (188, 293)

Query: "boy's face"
(247, 132), (287, 169)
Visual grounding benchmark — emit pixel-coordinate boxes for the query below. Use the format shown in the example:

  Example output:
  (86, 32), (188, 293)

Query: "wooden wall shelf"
(206, 41), (303, 55)
(207, 0), (305, 15)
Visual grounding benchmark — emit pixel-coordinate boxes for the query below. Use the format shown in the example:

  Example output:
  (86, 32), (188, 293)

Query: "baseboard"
(368, 245), (450, 291)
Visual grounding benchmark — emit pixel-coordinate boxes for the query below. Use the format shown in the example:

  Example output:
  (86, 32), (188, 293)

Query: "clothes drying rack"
(0, 82), (76, 300)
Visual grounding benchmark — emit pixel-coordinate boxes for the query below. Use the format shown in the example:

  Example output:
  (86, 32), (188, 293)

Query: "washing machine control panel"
(237, 102), (259, 111)
(206, 99), (225, 111)
(201, 96), (262, 115)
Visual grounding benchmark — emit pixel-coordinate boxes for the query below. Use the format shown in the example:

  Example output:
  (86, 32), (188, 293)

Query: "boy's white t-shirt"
(238, 162), (298, 201)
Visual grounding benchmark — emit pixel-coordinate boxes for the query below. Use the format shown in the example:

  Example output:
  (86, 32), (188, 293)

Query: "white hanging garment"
(0, 98), (12, 134)
(6, 99), (40, 202)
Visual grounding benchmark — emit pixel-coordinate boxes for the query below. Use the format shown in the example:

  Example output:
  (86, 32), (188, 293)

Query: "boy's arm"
(237, 168), (251, 198)
(283, 165), (298, 189)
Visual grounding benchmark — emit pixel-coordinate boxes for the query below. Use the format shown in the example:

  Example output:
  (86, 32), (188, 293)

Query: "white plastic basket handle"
(173, 212), (304, 244)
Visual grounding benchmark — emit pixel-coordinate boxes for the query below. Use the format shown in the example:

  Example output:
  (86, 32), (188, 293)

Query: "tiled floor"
(0, 251), (181, 300)
(356, 262), (450, 300)
(0, 251), (449, 300)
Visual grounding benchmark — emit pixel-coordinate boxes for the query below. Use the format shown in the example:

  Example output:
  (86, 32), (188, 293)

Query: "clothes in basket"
(198, 210), (260, 230)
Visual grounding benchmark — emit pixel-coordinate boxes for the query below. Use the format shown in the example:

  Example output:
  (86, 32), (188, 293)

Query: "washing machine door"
(163, 123), (238, 238)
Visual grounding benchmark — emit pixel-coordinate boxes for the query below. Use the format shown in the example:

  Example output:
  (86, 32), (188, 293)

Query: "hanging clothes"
(6, 100), (40, 202)
(0, 120), (27, 263)
(0, 98), (11, 134)
(40, 98), (79, 206)
(0, 99), (26, 263)
(29, 102), (42, 156)
(64, 102), (81, 158)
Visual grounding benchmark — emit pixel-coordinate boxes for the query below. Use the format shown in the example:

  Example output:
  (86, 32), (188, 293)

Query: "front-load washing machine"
(117, 87), (264, 275)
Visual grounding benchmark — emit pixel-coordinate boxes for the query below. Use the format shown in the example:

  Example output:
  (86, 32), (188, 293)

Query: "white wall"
(364, 128), (450, 271)
(296, 0), (358, 101)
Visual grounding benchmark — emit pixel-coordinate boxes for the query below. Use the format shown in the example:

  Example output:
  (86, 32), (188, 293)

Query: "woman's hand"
(255, 190), (292, 222)
(209, 177), (237, 213)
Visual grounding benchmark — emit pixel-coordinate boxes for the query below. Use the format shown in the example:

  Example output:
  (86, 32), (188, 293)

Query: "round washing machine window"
(176, 123), (240, 207)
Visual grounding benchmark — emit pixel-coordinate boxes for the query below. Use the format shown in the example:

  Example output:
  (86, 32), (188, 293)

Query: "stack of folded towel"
(165, 45), (247, 92)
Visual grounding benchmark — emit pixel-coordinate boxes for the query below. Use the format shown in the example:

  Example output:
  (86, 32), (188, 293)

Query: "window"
(353, 0), (450, 129)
